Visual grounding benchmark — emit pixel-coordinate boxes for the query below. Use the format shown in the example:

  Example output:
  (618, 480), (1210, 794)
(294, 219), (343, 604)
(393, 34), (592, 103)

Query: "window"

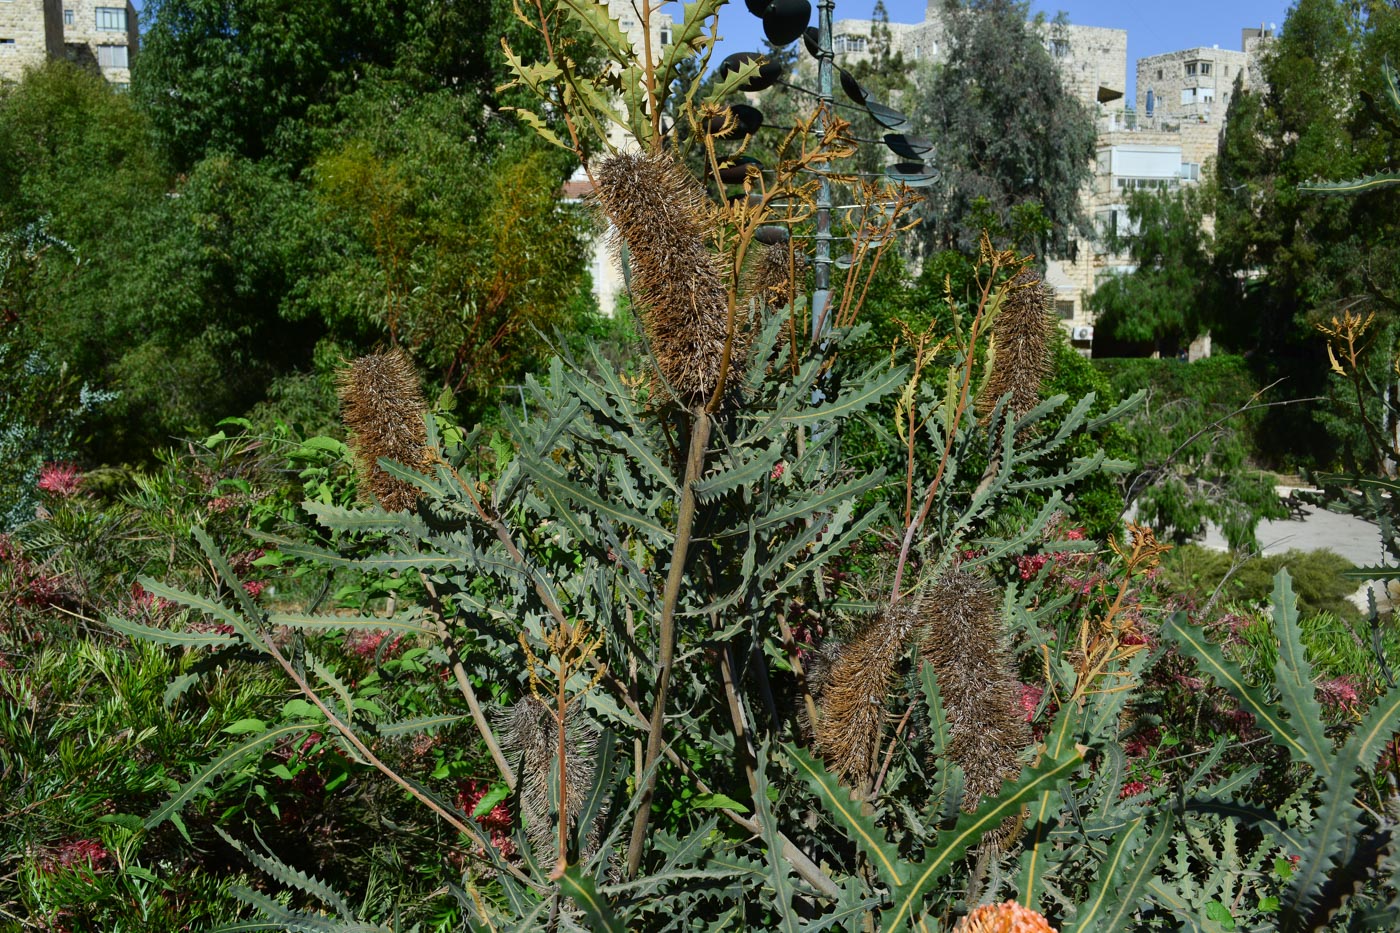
(0, 39), (14, 46)
(63, 9), (73, 25)
(1185, 62), (1197, 76)
(833, 34), (867, 54)
(1157, 68), (1163, 80)
(1049, 38), (1069, 59)
(659, 26), (671, 45)
(97, 44), (128, 69)
(1199, 63), (1211, 75)
(95, 6), (127, 31)
(1055, 301), (1075, 321)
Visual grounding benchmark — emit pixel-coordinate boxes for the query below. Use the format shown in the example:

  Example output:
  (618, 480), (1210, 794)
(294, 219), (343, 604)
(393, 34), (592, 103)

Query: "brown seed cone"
(976, 267), (1056, 423)
(592, 151), (745, 404)
(743, 242), (805, 314)
(813, 604), (920, 788)
(919, 564), (1031, 845)
(499, 696), (600, 866)
(953, 900), (1058, 933)
(337, 349), (430, 513)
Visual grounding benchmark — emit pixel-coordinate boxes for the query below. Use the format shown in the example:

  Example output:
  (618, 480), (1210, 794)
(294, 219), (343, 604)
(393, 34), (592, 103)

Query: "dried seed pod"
(919, 563), (1031, 848)
(498, 696), (601, 865)
(337, 349), (430, 513)
(953, 900), (1058, 933)
(592, 151), (745, 404)
(977, 267), (1055, 424)
(813, 603), (919, 787)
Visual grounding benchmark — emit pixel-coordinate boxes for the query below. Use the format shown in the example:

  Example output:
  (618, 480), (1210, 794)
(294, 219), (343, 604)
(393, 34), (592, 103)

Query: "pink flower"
(38, 838), (109, 878)
(1018, 684), (1044, 722)
(345, 630), (404, 659)
(1123, 727), (1160, 758)
(771, 462), (785, 481)
(457, 779), (517, 858)
(36, 462), (82, 497)
(1017, 553), (1049, 581)
(1119, 780), (1149, 799)
(0, 534), (17, 563)
(1318, 676), (1360, 712)
(241, 580), (266, 599)
(1065, 528), (1086, 541)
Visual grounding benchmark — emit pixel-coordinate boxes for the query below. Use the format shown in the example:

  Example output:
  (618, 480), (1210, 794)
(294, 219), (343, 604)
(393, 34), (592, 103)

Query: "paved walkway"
(1197, 488), (1390, 610)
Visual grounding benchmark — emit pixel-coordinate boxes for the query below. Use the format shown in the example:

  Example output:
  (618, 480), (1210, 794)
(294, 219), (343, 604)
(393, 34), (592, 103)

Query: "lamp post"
(812, 0), (834, 345)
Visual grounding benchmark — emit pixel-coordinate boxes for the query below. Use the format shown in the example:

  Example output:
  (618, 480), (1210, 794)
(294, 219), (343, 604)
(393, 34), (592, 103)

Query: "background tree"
(915, 0), (1095, 259)
(1089, 184), (1224, 357)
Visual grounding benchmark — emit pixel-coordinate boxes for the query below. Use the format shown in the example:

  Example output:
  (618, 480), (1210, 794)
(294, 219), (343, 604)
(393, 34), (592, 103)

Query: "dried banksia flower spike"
(592, 151), (745, 405)
(337, 348), (430, 513)
(977, 267), (1056, 424)
(498, 696), (600, 866)
(919, 562), (1031, 847)
(744, 241), (805, 314)
(813, 603), (919, 789)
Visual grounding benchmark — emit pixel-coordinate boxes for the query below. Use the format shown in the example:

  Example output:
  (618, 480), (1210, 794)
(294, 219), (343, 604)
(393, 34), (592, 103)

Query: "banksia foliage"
(814, 604), (919, 787)
(593, 151), (743, 404)
(337, 349), (431, 513)
(953, 900), (1058, 933)
(499, 696), (600, 865)
(744, 242), (804, 313)
(919, 564), (1031, 835)
(976, 268), (1055, 423)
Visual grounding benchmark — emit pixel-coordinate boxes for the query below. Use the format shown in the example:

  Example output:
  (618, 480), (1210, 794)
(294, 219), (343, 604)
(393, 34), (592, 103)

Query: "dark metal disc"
(885, 163), (940, 187)
(755, 226), (790, 245)
(716, 157), (764, 185)
(883, 133), (933, 159)
(745, 0), (773, 15)
(865, 100), (911, 132)
(838, 68), (868, 103)
(762, 0), (811, 46)
(803, 26), (820, 58)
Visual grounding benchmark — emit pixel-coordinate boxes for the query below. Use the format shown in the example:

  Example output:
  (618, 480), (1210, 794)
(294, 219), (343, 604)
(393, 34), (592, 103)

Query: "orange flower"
(954, 901), (1058, 933)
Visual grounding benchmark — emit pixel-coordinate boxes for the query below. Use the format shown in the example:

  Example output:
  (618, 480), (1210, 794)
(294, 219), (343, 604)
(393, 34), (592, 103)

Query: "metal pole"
(810, 0), (834, 345)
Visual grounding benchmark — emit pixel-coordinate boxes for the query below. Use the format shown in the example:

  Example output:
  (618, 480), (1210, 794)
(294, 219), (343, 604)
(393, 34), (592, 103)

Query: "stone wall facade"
(61, 1), (139, 87)
(0, 0), (63, 83)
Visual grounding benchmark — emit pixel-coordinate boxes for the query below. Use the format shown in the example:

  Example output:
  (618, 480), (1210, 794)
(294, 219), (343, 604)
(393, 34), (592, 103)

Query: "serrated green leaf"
(136, 575), (265, 653)
(522, 454), (667, 539)
(377, 713), (471, 737)
(267, 612), (437, 637)
(691, 792), (750, 813)
(786, 364), (911, 428)
(559, 864), (623, 932)
(1299, 173), (1400, 195)
(1269, 571), (1330, 770)
(301, 501), (428, 535)
(1164, 610), (1312, 765)
(1016, 710), (1081, 907)
(147, 724), (308, 828)
(104, 613), (236, 648)
(886, 713), (1082, 930)
(216, 827), (356, 920)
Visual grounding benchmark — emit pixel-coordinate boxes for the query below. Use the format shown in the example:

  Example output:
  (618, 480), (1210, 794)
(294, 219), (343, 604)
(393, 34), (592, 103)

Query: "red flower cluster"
(38, 838), (109, 878)
(344, 630), (405, 660)
(36, 462), (82, 497)
(456, 779), (517, 859)
(1119, 780), (1150, 800)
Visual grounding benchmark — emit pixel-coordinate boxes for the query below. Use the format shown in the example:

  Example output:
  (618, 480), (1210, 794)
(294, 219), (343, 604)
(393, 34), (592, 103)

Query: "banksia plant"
(976, 267), (1055, 423)
(919, 563), (1031, 842)
(592, 151), (744, 404)
(499, 695), (600, 866)
(744, 242), (804, 314)
(337, 348), (430, 513)
(813, 603), (919, 788)
(952, 901), (1058, 933)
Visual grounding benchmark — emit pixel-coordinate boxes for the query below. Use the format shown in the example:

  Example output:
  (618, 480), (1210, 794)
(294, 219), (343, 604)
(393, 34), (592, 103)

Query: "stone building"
(0, 0), (64, 83)
(0, 0), (136, 86)
(60, 1), (139, 88)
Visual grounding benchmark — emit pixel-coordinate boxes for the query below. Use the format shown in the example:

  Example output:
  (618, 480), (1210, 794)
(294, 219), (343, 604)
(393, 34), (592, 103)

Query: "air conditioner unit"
(1072, 326), (1094, 342)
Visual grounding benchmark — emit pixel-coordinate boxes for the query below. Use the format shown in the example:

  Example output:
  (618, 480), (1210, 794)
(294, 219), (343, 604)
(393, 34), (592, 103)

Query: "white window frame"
(95, 6), (127, 32)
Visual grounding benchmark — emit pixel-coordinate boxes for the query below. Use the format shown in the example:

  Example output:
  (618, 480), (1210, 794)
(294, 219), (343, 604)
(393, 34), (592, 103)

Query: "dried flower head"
(337, 349), (430, 512)
(920, 563), (1031, 846)
(814, 603), (919, 787)
(592, 151), (744, 404)
(977, 267), (1055, 424)
(953, 900), (1058, 933)
(498, 696), (601, 866)
(744, 242), (806, 314)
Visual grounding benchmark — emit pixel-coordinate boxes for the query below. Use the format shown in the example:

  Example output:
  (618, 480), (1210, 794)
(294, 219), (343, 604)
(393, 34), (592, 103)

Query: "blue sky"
(663, 0), (1293, 100)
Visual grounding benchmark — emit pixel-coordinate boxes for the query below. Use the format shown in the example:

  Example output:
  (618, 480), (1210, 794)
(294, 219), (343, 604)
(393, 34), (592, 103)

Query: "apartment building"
(0, 0), (136, 86)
